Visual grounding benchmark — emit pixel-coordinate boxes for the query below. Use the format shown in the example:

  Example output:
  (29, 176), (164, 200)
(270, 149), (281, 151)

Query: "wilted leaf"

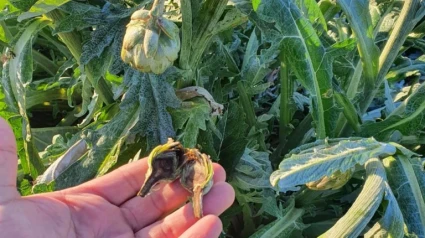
(270, 138), (396, 192)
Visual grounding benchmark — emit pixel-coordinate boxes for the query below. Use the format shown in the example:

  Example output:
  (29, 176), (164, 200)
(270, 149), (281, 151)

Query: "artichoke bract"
(180, 149), (214, 218)
(137, 138), (185, 197)
(137, 138), (214, 218)
(305, 169), (353, 191)
(121, 1), (180, 74)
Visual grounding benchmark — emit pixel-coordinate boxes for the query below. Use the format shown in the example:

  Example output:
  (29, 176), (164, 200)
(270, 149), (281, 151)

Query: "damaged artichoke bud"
(305, 169), (353, 191)
(121, 0), (181, 74)
(180, 149), (214, 218)
(137, 138), (185, 197)
(137, 138), (214, 218)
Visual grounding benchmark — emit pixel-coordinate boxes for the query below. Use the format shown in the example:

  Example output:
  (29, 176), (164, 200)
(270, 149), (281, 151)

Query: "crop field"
(1, 0), (425, 237)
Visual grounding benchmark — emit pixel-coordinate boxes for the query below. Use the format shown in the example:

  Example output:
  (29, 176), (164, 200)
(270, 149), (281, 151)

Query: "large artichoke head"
(121, 8), (181, 74)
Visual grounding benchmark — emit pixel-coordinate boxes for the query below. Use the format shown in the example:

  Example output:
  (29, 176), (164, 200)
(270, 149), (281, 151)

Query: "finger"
(65, 158), (150, 205)
(180, 215), (223, 238)
(135, 182), (235, 238)
(120, 164), (226, 231)
(0, 117), (20, 203)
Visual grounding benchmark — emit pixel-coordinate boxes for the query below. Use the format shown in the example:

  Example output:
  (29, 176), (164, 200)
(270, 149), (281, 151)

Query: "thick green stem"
(279, 56), (293, 141)
(179, 0), (192, 70)
(150, 0), (165, 16)
(45, 10), (114, 105)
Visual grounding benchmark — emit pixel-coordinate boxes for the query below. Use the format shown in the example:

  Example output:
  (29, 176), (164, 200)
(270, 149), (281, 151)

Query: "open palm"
(0, 118), (235, 238)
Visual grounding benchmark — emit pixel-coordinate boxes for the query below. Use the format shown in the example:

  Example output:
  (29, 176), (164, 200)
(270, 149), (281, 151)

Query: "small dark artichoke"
(137, 138), (214, 218)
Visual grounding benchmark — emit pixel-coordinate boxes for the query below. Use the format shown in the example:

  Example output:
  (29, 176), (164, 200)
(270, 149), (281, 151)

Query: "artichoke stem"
(150, 0), (165, 17)
(192, 186), (203, 218)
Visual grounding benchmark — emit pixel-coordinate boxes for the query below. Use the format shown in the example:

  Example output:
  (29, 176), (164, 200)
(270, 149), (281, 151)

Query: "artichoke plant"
(121, 0), (180, 74)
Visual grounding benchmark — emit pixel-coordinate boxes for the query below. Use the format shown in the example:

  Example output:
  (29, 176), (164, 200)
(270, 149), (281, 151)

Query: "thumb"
(0, 117), (20, 203)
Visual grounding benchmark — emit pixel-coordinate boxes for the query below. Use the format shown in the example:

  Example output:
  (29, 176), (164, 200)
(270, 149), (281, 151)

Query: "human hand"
(0, 118), (235, 238)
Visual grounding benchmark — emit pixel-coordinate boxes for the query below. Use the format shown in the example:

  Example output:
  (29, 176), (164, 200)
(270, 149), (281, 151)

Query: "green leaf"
(254, 0), (338, 138)
(7, 0), (37, 11)
(80, 18), (126, 65)
(336, 0), (380, 89)
(216, 100), (249, 176)
(35, 128), (80, 158)
(360, 82), (425, 141)
(130, 71), (181, 149)
(241, 30), (272, 90)
(17, 0), (71, 21)
(252, 0), (261, 11)
(169, 97), (211, 148)
(74, 76), (92, 117)
(383, 155), (425, 237)
(295, 0), (327, 34)
(232, 148), (273, 191)
(54, 102), (140, 189)
(7, 18), (50, 178)
(270, 138), (396, 192)
(249, 199), (306, 238)
(320, 158), (386, 238)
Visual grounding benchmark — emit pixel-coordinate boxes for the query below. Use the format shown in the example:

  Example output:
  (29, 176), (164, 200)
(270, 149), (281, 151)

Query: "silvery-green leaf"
(320, 158), (386, 238)
(8, 18), (49, 177)
(295, 0), (327, 34)
(336, 0), (379, 90)
(249, 199), (307, 238)
(383, 155), (425, 237)
(361, 82), (425, 141)
(270, 138), (396, 192)
(254, 0), (338, 138)
(233, 148), (273, 191)
(74, 75), (92, 117)
(364, 182), (406, 238)
(169, 97), (211, 148)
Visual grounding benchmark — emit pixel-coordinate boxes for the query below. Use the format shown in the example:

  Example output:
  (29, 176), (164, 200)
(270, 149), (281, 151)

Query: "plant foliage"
(1, 0), (425, 237)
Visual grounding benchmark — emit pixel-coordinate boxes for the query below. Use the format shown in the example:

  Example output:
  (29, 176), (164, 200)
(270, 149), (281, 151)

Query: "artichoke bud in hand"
(137, 139), (214, 218)
(180, 149), (214, 218)
(138, 138), (185, 197)
(121, 6), (181, 74)
(306, 169), (353, 191)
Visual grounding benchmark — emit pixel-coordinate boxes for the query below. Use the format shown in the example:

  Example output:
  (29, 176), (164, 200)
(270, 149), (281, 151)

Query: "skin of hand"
(0, 117), (235, 238)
